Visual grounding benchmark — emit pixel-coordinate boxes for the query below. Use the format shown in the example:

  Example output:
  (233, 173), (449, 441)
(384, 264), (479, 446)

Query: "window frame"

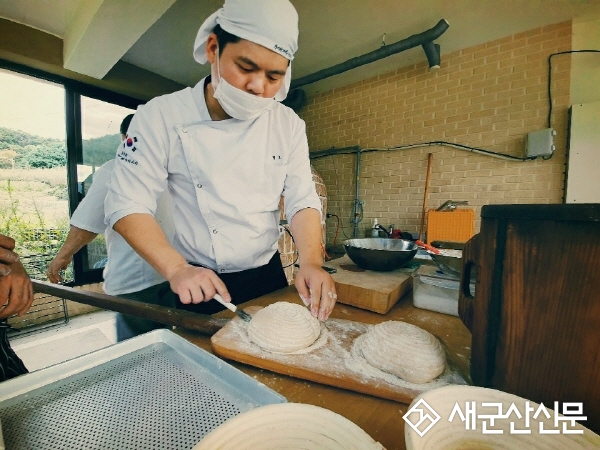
(0, 59), (144, 285)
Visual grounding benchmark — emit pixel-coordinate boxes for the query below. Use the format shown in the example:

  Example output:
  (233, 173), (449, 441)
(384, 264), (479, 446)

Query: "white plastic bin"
(412, 265), (474, 316)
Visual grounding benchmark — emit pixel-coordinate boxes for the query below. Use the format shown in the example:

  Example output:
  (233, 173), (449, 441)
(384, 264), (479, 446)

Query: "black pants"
(178, 251), (288, 315)
(116, 282), (174, 341)
(0, 320), (28, 382)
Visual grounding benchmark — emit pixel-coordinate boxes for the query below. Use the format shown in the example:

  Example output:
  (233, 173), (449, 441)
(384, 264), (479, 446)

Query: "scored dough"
(247, 302), (321, 353)
(359, 321), (445, 384)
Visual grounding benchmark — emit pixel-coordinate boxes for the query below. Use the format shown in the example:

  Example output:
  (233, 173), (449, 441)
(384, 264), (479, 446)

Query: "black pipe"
(309, 145), (361, 159)
(291, 19), (449, 89)
(422, 42), (441, 69)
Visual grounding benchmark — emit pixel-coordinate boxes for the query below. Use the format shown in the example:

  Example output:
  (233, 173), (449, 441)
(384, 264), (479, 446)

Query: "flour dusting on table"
(212, 307), (466, 401)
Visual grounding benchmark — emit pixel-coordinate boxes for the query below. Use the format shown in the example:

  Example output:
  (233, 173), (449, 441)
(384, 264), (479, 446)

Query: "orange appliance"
(426, 209), (474, 243)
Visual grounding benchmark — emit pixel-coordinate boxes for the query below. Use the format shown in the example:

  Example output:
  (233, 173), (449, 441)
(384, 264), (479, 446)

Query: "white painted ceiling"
(1, 0), (599, 96)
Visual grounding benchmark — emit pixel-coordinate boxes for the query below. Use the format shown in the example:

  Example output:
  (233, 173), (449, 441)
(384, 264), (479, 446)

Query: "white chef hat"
(193, 0), (298, 101)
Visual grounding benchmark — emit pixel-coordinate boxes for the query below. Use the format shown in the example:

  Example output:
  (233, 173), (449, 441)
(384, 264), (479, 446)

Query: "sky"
(0, 69), (134, 140)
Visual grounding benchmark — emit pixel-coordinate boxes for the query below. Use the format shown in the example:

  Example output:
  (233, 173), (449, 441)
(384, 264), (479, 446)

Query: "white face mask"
(212, 47), (275, 120)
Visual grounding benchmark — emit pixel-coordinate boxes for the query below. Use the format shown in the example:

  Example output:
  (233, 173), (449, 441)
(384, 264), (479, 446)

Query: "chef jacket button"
(182, 128), (187, 133)
(196, 183), (202, 188)
(213, 229), (218, 234)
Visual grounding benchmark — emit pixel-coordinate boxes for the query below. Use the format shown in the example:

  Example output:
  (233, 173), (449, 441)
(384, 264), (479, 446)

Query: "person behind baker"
(46, 114), (176, 341)
(105, 0), (337, 320)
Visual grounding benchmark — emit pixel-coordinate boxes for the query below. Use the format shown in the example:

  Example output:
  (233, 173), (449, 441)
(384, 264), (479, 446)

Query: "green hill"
(82, 134), (122, 168)
(0, 127), (65, 168)
(0, 127), (121, 169)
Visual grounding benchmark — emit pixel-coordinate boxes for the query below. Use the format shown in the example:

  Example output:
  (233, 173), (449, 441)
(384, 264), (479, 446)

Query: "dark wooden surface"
(32, 280), (228, 335)
(176, 285), (472, 450)
(460, 204), (600, 433)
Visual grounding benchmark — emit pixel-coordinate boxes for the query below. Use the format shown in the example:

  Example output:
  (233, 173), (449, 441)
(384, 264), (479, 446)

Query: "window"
(0, 69), (68, 280)
(0, 61), (142, 284)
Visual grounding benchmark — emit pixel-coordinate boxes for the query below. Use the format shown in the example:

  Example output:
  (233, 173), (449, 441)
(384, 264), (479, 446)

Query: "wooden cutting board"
(211, 306), (467, 404)
(324, 255), (414, 314)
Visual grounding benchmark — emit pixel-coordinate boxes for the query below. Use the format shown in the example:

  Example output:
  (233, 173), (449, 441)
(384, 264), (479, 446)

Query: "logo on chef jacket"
(123, 135), (138, 152)
(118, 149), (138, 166)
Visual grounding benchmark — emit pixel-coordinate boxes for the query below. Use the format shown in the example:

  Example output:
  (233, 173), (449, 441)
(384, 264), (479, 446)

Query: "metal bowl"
(343, 238), (418, 271)
(430, 252), (462, 277)
(429, 241), (464, 278)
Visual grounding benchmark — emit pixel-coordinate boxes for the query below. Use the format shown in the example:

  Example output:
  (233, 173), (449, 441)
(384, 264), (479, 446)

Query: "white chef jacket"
(71, 159), (175, 295)
(105, 76), (321, 274)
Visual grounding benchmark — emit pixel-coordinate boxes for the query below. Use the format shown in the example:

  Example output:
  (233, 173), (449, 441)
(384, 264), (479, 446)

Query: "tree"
(0, 127), (66, 168)
(0, 127), (122, 169)
(24, 145), (66, 168)
(0, 149), (18, 169)
(82, 134), (121, 167)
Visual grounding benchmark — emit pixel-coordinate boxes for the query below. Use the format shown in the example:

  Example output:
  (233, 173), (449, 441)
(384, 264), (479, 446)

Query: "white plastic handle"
(213, 293), (237, 312)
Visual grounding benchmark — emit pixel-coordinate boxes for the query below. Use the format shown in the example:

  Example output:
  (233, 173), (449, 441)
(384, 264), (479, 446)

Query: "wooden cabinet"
(459, 203), (600, 432)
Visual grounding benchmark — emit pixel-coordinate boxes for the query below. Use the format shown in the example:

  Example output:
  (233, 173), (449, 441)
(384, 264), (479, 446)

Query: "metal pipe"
(291, 19), (449, 89)
(308, 146), (363, 238)
(309, 145), (360, 159)
(352, 148), (362, 238)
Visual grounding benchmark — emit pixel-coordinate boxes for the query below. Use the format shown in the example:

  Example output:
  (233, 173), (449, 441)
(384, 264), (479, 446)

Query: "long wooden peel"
(418, 153), (434, 242)
(32, 280), (229, 336)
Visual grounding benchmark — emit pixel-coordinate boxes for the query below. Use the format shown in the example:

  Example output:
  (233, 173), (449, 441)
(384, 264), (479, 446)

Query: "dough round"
(359, 321), (445, 384)
(193, 403), (384, 450)
(247, 302), (320, 353)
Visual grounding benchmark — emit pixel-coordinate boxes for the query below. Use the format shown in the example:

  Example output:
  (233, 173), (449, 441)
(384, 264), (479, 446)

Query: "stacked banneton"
(193, 403), (384, 449)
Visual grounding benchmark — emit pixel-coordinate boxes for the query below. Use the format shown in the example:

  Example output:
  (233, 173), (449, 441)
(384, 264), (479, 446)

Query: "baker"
(105, 0), (337, 321)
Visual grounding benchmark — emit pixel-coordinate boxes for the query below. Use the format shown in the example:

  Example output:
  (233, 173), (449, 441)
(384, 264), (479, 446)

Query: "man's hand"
(295, 263), (337, 321)
(168, 263), (231, 305)
(0, 260), (34, 319)
(289, 208), (337, 321)
(45, 226), (98, 283)
(47, 254), (72, 283)
(0, 234), (19, 276)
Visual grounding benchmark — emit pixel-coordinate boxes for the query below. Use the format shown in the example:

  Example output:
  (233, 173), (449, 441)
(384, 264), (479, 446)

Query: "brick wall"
(301, 21), (572, 246)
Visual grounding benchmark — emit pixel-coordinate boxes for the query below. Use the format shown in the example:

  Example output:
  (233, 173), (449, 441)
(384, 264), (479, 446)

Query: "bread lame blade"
(213, 294), (252, 322)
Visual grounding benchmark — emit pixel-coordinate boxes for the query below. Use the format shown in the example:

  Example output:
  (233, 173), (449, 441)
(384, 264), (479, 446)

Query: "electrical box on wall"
(526, 128), (556, 157)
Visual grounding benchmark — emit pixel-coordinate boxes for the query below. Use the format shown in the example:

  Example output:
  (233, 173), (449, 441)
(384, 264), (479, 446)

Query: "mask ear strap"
(215, 44), (221, 83)
(275, 62), (292, 102)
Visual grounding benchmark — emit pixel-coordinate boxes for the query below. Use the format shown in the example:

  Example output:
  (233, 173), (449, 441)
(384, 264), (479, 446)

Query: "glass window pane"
(78, 97), (134, 272)
(0, 69), (70, 281)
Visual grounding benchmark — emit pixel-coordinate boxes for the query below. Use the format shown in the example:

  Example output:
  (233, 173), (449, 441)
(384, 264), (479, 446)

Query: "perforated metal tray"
(0, 329), (286, 450)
